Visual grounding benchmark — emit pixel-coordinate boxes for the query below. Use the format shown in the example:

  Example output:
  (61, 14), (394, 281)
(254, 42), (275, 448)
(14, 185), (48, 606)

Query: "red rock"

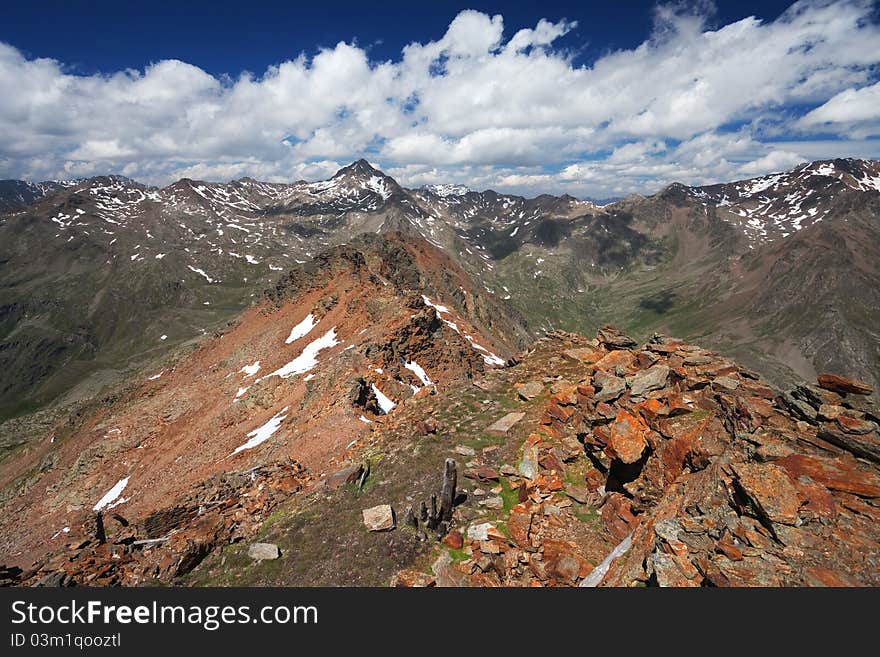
(528, 556), (549, 582)
(739, 396), (775, 419)
(585, 468), (605, 490)
(542, 539), (591, 585)
(660, 434), (695, 485)
(576, 384), (596, 397)
(508, 505), (533, 547)
(562, 348), (603, 364)
(534, 472), (564, 492)
(817, 404), (844, 421)
(550, 389), (578, 406)
(651, 552), (702, 587)
(607, 409), (649, 464)
(544, 402), (575, 422)
(517, 480), (530, 503)
(432, 553), (469, 587)
(790, 475), (837, 520)
(636, 398), (667, 422)
(715, 540), (744, 561)
(601, 493), (637, 541)
(664, 394), (692, 416)
(469, 572), (502, 587)
(464, 466), (500, 482)
(538, 421), (566, 438)
(817, 374), (873, 396)
(596, 401), (616, 419)
(777, 454), (880, 498)
(485, 526), (507, 541)
(837, 494), (880, 522)
(597, 325), (638, 350)
(415, 418), (440, 435)
(391, 570), (435, 587)
(805, 566), (858, 587)
(590, 424), (611, 447)
(538, 451), (564, 473)
(836, 415), (876, 435)
(443, 530), (464, 549)
(738, 382), (777, 399)
(593, 350), (636, 373)
(648, 339), (684, 354)
(732, 463), (800, 525)
(325, 463), (362, 489)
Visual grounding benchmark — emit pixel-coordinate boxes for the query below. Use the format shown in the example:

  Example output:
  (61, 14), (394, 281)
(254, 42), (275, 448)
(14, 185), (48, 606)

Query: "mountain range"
(1, 157), (877, 428)
(0, 157), (878, 587)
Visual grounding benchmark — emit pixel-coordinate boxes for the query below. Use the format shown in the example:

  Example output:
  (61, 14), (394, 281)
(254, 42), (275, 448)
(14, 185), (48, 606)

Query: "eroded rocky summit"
(394, 327), (880, 587)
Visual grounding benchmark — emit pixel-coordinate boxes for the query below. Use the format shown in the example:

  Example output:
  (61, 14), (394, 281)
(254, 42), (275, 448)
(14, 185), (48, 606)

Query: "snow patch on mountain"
(230, 407), (289, 456)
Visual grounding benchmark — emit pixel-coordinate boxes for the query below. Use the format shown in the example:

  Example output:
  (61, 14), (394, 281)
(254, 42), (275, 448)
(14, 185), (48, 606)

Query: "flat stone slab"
(467, 522), (495, 541)
(486, 412), (526, 435)
(517, 381), (544, 401)
(817, 373), (873, 396)
(362, 504), (395, 531)
(248, 543), (281, 560)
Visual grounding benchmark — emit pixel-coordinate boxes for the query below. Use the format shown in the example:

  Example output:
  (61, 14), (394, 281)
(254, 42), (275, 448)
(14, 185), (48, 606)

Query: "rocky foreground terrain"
(3, 321), (877, 587)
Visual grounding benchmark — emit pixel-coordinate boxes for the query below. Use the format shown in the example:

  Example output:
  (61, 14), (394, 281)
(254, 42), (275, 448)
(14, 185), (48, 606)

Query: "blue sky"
(2, 1), (796, 76)
(1, 0), (878, 197)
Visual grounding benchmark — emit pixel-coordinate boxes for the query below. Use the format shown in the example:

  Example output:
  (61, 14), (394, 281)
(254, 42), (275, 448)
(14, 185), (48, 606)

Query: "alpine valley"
(1, 157), (879, 587)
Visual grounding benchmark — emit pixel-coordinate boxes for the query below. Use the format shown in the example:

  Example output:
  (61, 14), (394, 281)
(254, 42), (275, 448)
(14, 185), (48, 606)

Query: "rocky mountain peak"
(332, 158), (388, 181)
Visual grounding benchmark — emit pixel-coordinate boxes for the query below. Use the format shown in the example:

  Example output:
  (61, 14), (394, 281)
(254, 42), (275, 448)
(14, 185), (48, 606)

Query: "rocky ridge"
(391, 327), (880, 587)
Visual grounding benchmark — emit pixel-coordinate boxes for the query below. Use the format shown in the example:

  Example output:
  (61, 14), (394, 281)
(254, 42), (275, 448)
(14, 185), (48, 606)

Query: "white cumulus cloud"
(0, 1), (878, 198)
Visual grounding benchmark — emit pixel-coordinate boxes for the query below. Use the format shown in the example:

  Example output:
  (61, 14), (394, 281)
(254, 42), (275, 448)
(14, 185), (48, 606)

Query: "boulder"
(713, 376), (740, 391)
(607, 409), (649, 464)
(443, 530), (464, 549)
(362, 504), (396, 532)
(628, 365), (670, 397)
(817, 426), (880, 465)
(486, 412), (526, 435)
(248, 543), (281, 560)
(593, 350), (636, 373)
(597, 325), (638, 349)
(594, 370), (626, 402)
(325, 463), (362, 490)
(732, 463), (800, 526)
(562, 348), (603, 364)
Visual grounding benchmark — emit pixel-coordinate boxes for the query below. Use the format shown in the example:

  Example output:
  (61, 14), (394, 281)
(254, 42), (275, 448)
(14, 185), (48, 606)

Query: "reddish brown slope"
(0, 233), (525, 574)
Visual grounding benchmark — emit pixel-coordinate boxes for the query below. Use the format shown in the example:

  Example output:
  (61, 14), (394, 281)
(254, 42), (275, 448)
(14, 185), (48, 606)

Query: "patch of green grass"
(572, 503), (600, 527)
(499, 478), (520, 514)
(447, 546), (469, 564)
(344, 452), (383, 496)
(563, 458), (591, 487)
